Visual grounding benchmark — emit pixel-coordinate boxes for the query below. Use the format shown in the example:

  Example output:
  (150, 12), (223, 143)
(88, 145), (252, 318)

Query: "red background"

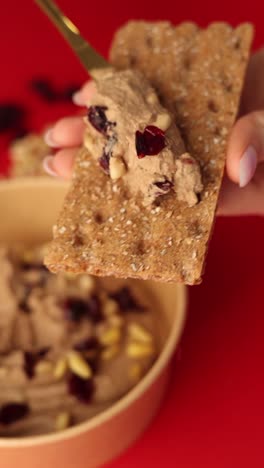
(1, 1), (264, 467)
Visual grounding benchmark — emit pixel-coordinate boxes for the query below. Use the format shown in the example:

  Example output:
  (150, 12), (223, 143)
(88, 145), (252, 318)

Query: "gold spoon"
(34, 0), (109, 77)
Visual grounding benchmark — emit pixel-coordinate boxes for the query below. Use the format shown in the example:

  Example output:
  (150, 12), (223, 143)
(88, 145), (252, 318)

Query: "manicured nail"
(44, 128), (59, 148)
(72, 91), (84, 106)
(43, 156), (58, 177)
(239, 145), (257, 188)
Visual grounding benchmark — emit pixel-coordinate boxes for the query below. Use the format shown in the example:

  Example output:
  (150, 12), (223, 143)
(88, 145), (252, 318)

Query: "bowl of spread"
(0, 178), (186, 468)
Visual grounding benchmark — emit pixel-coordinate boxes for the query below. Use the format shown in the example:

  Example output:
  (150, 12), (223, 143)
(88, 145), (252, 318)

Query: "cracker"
(45, 21), (253, 284)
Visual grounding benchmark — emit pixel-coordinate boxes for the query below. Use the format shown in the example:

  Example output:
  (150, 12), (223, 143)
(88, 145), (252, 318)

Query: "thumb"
(226, 111), (264, 187)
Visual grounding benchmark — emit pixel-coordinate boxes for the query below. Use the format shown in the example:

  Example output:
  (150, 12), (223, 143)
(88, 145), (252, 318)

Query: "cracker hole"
(208, 100), (219, 113)
(73, 234), (84, 247)
(234, 38), (241, 50)
(189, 220), (204, 237)
(94, 213), (103, 224)
(225, 83), (233, 92)
(129, 54), (137, 67)
(183, 57), (191, 70)
(136, 240), (145, 255)
(145, 36), (153, 48)
(214, 126), (221, 136)
(222, 77), (233, 93)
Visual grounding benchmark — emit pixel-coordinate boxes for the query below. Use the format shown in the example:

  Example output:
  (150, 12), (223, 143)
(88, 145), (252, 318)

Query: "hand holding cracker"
(44, 48), (264, 217)
(43, 22), (253, 284)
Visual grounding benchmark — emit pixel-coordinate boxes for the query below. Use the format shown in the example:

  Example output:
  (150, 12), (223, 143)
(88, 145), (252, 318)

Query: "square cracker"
(45, 21), (253, 284)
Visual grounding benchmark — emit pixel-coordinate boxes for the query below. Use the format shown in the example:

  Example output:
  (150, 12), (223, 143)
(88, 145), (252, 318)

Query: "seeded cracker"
(45, 21), (253, 284)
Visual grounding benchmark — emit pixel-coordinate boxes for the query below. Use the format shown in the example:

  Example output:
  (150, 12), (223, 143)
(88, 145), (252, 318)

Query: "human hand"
(43, 49), (264, 216)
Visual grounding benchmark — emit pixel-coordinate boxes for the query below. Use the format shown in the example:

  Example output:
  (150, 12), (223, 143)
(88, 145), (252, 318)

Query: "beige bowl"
(0, 178), (187, 468)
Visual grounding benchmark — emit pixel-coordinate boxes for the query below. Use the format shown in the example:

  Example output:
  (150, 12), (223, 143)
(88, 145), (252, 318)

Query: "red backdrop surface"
(1, 1), (264, 467)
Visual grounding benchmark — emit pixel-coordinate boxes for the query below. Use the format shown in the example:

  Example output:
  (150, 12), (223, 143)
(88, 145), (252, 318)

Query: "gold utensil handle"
(34, 0), (109, 73)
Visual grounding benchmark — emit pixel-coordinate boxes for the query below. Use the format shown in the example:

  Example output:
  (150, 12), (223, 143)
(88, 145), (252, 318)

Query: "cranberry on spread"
(83, 68), (203, 206)
(135, 125), (166, 158)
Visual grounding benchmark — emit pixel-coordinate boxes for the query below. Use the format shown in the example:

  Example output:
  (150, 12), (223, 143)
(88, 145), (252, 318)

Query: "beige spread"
(0, 246), (158, 436)
(10, 134), (49, 177)
(84, 68), (203, 206)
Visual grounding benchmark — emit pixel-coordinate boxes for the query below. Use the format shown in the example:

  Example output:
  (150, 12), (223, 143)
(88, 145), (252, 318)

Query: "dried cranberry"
(29, 78), (58, 102)
(23, 349), (49, 378)
(63, 297), (102, 323)
(86, 355), (99, 373)
(74, 339), (100, 372)
(182, 157), (195, 165)
(0, 403), (29, 425)
(87, 295), (103, 323)
(110, 287), (143, 312)
(135, 125), (165, 158)
(61, 83), (81, 102)
(99, 151), (110, 173)
(37, 347), (50, 358)
(154, 180), (174, 192)
(0, 103), (25, 133)
(74, 337), (99, 352)
(12, 127), (29, 140)
(29, 78), (83, 103)
(18, 285), (32, 314)
(20, 262), (48, 272)
(68, 374), (94, 404)
(24, 351), (36, 379)
(88, 106), (109, 134)
(19, 299), (31, 314)
(63, 298), (88, 322)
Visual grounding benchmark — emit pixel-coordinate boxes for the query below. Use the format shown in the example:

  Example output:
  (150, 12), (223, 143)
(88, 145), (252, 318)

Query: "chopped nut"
(131, 263), (137, 272)
(79, 160), (91, 169)
(83, 133), (94, 152)
(101, 344), (120, 361)
(99, 326), (121, 346)
(128, 363), (142, 381)
(103, 299), (119, 316)
(107, 314), (124, 327)
(146, 92), (158, 104)
(128, 323), (153, 344)
(53, 357), (68, 380)
(78, 275), (95, 293)
(67, 351), (92, 379)
(154, 113), (172, 131)
(55, 411), (71, 431)
(126, 342), (154, 358)
(109, 157), (126, 180)
(35, 360), (53, 376)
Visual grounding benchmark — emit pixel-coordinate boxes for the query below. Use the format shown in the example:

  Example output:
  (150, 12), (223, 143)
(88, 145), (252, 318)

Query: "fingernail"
(72, 91), (84, 106)
(43, 156), (58, 177)
(44, 128), (59, 148)
(239, 145), (257, 188)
